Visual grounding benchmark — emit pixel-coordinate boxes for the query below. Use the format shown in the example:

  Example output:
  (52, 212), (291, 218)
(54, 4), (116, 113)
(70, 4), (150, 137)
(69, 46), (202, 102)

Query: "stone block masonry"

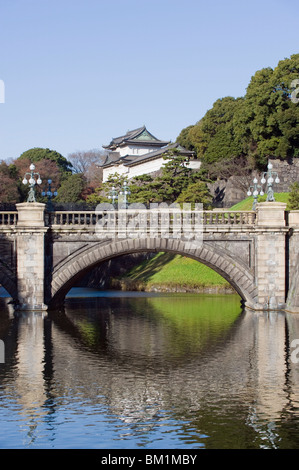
(255, 203), (288, 310)
(255, 232), (287, 309)
(16, 203), (48, 310)
(0, 200), (297, 313)
(208, 157), (299, 207)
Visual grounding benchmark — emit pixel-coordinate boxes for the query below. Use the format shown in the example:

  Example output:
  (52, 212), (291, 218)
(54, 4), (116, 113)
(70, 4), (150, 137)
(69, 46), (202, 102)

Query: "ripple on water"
(0, 293), (299, 449)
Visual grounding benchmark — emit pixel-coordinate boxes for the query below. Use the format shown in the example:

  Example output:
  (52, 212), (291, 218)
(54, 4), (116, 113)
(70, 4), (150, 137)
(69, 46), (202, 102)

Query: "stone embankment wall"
(208, 157), (299, 208)
(269, 158), (299, 192)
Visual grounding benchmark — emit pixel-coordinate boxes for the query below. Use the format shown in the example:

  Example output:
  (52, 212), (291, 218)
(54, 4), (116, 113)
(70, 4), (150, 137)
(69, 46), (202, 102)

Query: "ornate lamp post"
(108, 186), (118, 206)
(247, 177), (264, 210)
(42, 179), (58, 211)
(119, 182), (131, 208)
(247, 161), (280, 210)
(260, 161), (280, 202)
(22, 163), (42, 202)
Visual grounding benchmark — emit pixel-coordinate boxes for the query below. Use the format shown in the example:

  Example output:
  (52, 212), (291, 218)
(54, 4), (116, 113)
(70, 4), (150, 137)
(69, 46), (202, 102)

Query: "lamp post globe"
(22, 163), (43, 202)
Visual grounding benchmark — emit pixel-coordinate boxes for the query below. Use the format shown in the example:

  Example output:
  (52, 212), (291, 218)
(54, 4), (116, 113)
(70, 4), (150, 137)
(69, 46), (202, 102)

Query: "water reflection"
(0, 292), (299, 449)
(61, 294), (242, 365)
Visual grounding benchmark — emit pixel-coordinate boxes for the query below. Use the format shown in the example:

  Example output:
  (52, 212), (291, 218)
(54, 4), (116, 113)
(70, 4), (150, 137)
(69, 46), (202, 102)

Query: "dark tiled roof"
(99, 151), (121, 167)
(99, 143), (195, 168)
(98, 152), (137, 168)
(103, 126), (169, 149)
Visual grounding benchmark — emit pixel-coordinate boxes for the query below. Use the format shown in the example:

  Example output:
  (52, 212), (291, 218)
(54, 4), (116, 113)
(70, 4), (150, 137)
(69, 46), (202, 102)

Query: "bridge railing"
(0, 212), (18, 225)
(46, 211), (100, 226)
(202, 210), (256, 225)
(0, 209), (257, 228)
(46, 209), (256, 228)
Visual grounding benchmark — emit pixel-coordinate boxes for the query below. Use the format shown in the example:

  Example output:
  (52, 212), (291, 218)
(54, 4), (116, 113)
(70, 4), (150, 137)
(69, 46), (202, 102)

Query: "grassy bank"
(110, 252), (234, 293)
(111, 193), (290, 293)
(230, 192), (289, 210)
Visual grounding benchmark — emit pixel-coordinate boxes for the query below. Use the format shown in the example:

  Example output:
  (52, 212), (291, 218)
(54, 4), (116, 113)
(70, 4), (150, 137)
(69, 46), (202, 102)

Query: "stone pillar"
(288, 210), (299, 226)
(15, 203), (48, 310)
(255, 202), (287, 310)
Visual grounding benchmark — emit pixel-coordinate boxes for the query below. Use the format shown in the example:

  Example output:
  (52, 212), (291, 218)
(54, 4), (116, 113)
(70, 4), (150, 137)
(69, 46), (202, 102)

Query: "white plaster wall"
(103, 158), (164, 181)
(103, 157), (202, 181)
(128, 157), (166, 178)
(103, 164), (129, 182)
(188, 160), (201, 170)
(119, 145), (161, 157)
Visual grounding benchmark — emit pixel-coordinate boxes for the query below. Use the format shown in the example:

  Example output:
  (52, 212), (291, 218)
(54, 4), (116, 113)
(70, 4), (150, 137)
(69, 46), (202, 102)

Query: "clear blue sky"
(0, 0), (298, 162)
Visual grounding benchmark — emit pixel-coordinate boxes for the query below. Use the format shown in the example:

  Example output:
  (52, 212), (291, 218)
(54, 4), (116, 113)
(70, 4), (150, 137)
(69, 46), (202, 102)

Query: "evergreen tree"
(18, 147), (73, 175)
(287, 182), (299, 210)
(176, 181), (213, 209)
(86, 173), (129, 205)
(176, 54), (299, 174)
(154, 149), (193, 202)
(55, 173), (86, 203)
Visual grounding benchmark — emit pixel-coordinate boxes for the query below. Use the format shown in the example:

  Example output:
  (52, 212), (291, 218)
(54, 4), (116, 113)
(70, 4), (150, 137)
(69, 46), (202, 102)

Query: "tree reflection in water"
(0, 292), (299, 449)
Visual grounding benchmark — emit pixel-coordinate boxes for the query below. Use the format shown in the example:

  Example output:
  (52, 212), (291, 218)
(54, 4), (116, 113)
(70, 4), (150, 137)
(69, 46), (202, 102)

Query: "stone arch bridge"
(1, 202), (299, 313)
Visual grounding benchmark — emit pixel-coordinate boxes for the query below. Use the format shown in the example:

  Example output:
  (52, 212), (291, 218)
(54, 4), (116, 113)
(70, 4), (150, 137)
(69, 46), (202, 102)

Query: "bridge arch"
(48, 237), (258, 309)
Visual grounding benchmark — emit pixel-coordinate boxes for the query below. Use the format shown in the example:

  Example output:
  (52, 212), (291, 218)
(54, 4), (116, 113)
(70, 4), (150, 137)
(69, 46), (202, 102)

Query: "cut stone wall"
(208, 158), (299, 207)
(268, 157), (299, 193)
(16, 230), (47, 310)
(207, 177), (248, 207)
(15, 203), (48, 311)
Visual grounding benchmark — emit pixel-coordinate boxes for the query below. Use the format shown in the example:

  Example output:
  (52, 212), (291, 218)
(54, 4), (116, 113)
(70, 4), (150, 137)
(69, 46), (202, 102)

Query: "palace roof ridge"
(103, 125), (170, 149)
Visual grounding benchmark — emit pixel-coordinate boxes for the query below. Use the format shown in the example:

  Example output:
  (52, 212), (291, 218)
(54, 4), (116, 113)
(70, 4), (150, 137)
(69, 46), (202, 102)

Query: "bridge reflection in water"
(0, 291), (299, 449)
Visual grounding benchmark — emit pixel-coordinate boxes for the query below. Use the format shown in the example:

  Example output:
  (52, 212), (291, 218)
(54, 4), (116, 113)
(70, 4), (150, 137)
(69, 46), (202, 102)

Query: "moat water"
(0, 287), (299, 449)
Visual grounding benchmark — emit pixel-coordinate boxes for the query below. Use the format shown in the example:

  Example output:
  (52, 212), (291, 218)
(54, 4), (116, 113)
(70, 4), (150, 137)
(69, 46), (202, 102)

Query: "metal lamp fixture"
(119, 183), (131, 208)
(22, 163), (42, 202)
(108, 186), (118, 206)
(260, 162), (280, 202)
(42, 179), (58, 210)
(247, 177), (264, 210)
(247, 161), (280, 210)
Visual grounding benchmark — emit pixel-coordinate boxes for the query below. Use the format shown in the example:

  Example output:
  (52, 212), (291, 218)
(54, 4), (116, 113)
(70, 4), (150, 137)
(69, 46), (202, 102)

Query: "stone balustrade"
(2, 207), (299, 229)
(44, 209), (257, 228)
(0, 211), (18, 225)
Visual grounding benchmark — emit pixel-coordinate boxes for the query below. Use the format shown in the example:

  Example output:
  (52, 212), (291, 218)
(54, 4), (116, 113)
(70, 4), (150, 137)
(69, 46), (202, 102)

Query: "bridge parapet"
(0, 211), (18, 225)
(0, 208), (258, 228)
(4, 207), (299, 229)
(202, 210), (256, 225)
(46, 209), (256, 229)
(288, 210), (299, 226)
(256, 202), (287, 227)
